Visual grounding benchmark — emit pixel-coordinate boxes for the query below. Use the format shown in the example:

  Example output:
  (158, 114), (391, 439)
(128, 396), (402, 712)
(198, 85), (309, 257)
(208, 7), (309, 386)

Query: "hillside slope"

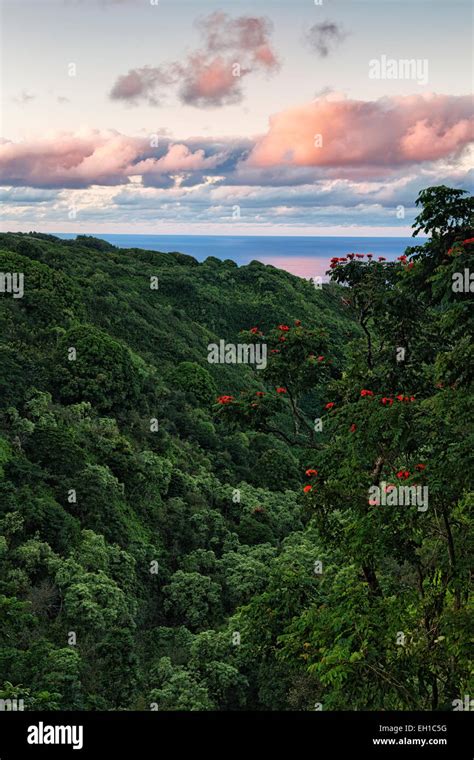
(0, 232), (357, 710)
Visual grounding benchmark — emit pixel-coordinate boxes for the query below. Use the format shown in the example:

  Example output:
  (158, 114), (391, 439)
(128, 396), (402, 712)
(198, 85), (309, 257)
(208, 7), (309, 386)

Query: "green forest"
(0, 185), (472, 711)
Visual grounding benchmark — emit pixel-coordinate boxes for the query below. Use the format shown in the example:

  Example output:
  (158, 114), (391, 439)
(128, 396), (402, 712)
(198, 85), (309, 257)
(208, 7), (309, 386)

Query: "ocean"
(56, 234), (426, 278)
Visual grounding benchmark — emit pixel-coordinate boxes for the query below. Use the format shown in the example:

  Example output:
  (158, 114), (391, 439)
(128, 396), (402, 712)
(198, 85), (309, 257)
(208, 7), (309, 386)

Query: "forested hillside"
(0, 186), (472, 711)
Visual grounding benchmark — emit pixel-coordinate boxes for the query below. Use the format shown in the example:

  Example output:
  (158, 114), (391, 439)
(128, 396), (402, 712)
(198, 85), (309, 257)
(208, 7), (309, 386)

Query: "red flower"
(356, 254), (364, 259)
(303, 485), (313, 493)
(325, 402), (335, 410)
(279, 335), (286, 342)
(270, 349), (280, 354)
(217, 395), (234, 405)
(276, 387), (287, 394)
(396, 470), (410, 480)
(294, 319), (301, 326)
(415, 463), (426, 471)
(381, 397), (393, 406)
(255, 391), (265, 397)
(317, 355), (325, 362)
(398, 255), (407, 262)
(409, 396), (416, 402)
(305, 468), (318, 477)
(347, 253), (355, 260)
(367, 253), (373, 259)
(278, 324), (290, 331)
(360, 389), (374, 397)
(350, 423), (357, 432)
(396, 394), (405, 402)
(378, 256), (386, 261)
(462, 237), (474, 244)
(447, 248), (454, 255)
(250, 327), (259, 334)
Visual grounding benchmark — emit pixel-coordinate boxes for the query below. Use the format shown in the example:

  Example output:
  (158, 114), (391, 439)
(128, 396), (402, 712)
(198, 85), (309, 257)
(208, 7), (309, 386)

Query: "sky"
(0, 0), (472, 235)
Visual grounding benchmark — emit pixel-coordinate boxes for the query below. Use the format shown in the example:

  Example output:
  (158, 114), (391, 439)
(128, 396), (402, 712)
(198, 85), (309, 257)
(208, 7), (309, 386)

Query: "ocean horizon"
(55, 233), (427, 278)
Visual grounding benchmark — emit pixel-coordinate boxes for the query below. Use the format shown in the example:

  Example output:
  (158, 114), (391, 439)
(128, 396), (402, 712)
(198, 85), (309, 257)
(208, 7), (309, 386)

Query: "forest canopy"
(0, 186), (472, 711)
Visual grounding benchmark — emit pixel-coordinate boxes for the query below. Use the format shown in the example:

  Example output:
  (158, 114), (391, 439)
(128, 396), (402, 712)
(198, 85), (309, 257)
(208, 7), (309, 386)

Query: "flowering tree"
(214, 321), (333, 447)
(216, 186), (473, 709)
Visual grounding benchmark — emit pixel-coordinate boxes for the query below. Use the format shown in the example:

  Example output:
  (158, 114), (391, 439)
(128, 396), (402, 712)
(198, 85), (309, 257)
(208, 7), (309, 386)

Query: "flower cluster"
(390, 463), (427, 482)
(360, 390), (416, 404)
(447, 237), (474, 255)
(397, 254), (414, 270)
(329, 253), (388, 269)
(303, 467), (318, 493)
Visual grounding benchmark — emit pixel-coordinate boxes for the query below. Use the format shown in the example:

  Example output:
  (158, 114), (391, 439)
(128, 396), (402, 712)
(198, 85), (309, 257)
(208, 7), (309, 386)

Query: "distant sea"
(56, 234), (426, 278)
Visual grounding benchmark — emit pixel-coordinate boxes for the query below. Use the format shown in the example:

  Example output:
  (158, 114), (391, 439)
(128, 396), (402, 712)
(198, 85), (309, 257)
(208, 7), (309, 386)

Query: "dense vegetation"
(0, 186), (472, 711)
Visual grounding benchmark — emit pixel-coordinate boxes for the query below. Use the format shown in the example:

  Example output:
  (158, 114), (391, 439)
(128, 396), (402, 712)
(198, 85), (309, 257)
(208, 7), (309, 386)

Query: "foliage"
(0, 186), (471, 711)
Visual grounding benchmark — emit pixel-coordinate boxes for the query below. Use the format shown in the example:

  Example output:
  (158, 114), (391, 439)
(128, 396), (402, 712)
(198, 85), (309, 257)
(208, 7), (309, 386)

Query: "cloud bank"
(2, 95), (471, 191)
(247, 94), (473, 168)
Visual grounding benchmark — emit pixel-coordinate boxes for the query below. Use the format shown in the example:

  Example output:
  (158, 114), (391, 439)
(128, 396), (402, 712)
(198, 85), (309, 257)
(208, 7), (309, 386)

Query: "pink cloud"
(135, 143), (220, 174)
(110, 12), (279, 108)
(179, 54), (244, 108)
(110, 65), (178, 105)
(0, 132), (220, 188)
(246, 94), (473, 169)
